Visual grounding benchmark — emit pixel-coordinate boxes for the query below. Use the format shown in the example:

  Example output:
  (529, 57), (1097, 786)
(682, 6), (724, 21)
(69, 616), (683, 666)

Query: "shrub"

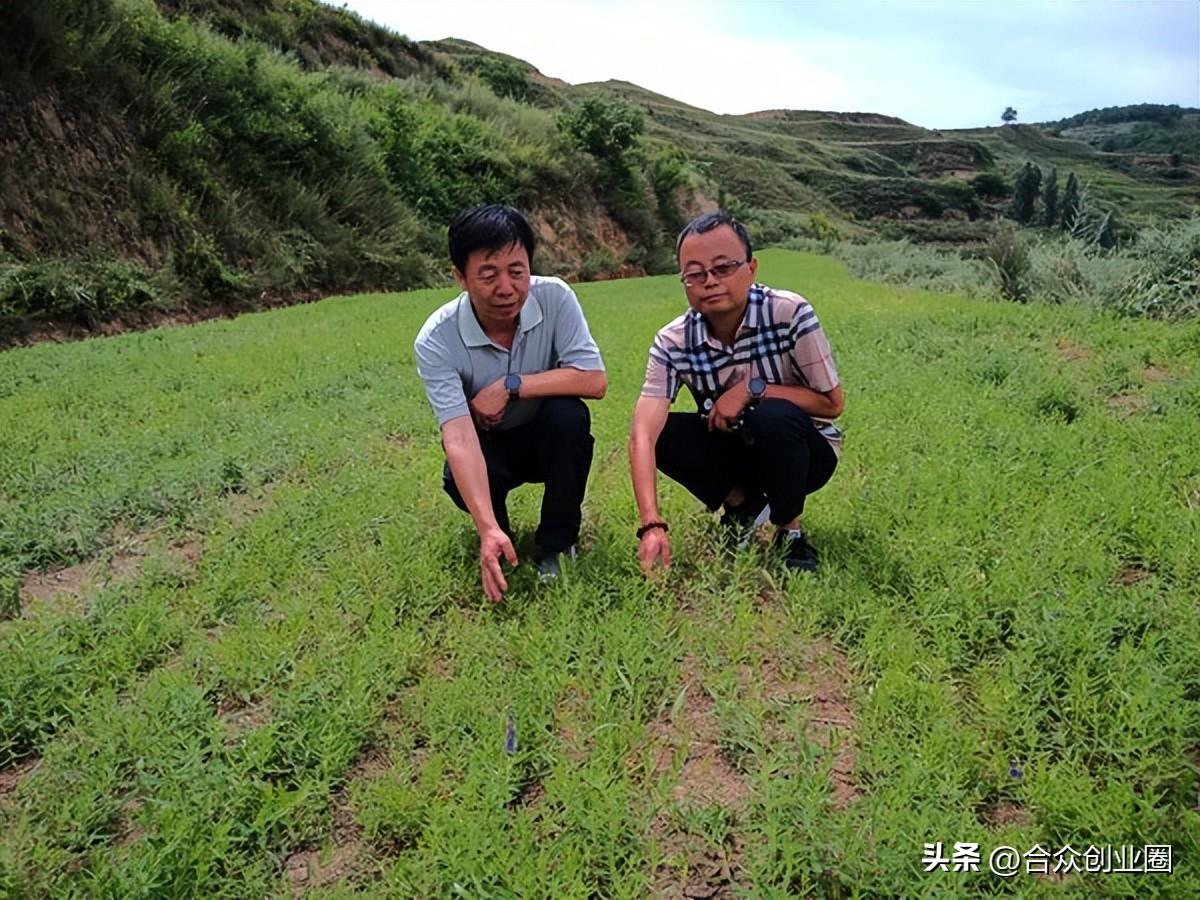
(1114, 220), (1200, 319)
(822, 239), (994, 298)
(0, 258), (165, 324)
(970, 172), (1009, 199)
(579, 247), (619, 280)
(173, 235), (250, 298)
(558, 96), (645, 166)
(982, 225), (1032, 302)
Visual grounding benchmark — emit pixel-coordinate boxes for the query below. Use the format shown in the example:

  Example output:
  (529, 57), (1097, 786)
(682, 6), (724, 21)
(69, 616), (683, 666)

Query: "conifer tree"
(1012, 162), (1042, 224)
(1061, 172), (1081, 231)
(1042, 168), (1059, 226)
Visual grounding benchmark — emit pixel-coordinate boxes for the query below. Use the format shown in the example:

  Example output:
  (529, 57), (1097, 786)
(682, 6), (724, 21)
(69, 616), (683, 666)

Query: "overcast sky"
(342, 0), (1199, 129)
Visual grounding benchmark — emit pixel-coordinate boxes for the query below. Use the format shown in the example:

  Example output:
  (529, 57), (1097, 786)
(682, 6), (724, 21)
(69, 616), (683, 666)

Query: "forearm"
(441, 419), (500, 533)
(628, 396), (670, 524)
(518, 367), (607, 400)
(760, 383), (844, 418)
(629, 435), (662, 525)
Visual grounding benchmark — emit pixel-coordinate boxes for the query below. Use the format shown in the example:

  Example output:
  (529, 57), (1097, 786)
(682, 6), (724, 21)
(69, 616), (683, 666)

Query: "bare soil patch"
(0, 755), (41, 797)
(735, 618), (860, 811)
(223, 485), (276, 528)
(17, 530), (201, 619)
(647, 658), (749, 810)
(15, 484), (278, 622)
(646, 656), (748, 899)
(1113, 562), (1151, 587)
(282, 703), (409, 893)
(1105, 392), (1146, 416)
(114, 796), (146, 847)
(286, 842), (363, 895)
(979, 799), (1034, 829)
(1141, 365), (1172, 383)
(218, 697), (272, 740)
(283, 746), (387, 894)
(791, 640), (859, 811)
(18, 563), (96, 617)
(1055, 338), (1093, 363)
(554, 681), (593, 766)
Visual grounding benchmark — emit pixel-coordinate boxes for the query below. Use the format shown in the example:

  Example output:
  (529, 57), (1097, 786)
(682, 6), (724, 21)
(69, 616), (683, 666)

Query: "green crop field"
(2, 250), (1198, 896)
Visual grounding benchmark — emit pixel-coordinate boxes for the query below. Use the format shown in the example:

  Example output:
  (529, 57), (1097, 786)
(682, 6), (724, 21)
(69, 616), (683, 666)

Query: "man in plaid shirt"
(629, 212), (844, 573)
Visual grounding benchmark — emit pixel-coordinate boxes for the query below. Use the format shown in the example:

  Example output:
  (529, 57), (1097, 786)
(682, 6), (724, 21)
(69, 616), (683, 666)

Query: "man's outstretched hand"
(480, 526), (518, 602)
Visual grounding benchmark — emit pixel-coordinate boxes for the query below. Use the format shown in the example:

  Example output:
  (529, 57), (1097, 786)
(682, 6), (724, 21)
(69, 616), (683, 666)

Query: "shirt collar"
(743, 283), (768, 330)
(456, 291), (544, 348)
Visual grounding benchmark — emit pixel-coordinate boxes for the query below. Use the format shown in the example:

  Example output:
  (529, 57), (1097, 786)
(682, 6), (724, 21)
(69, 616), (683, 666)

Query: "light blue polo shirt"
(414, 276), (605, 430)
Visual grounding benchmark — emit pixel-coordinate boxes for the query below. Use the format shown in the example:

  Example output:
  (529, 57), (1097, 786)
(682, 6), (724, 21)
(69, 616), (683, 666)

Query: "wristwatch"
(504, 373), (522, 401)
(747, 376), (767, 405)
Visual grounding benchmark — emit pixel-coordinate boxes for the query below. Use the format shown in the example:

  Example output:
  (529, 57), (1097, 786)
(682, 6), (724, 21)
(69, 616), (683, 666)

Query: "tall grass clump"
(981, 224), (1032, 302)
(1025, 235), (1138, 309)
(0, 258), (168, 325)
(811, 238), (995, 298)
(815, 218), (1200, 321)
(1112, 219), (1200, 319)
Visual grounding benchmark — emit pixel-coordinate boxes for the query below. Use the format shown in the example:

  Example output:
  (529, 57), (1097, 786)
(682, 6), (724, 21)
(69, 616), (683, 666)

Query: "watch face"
(505, 373), (522, 393)
(748, 376), (766, 398)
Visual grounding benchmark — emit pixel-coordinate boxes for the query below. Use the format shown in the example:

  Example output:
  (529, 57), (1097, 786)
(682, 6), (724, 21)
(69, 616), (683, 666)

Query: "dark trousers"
(443, 397), (594, 553)
(655, 399), (837, 526)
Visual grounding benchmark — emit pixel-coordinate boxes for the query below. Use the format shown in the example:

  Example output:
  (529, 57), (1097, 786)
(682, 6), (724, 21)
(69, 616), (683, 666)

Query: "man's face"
(455, 242), (531, 328)
(678, 225), (758, 319)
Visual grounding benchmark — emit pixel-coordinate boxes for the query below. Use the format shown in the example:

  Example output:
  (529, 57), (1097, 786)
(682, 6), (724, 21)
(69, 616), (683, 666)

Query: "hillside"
(1, 0), (1196, 339)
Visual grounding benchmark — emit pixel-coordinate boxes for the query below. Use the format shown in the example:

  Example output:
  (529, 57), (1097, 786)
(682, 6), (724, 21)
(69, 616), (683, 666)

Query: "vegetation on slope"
(0, 0), (692, 333)
(1, 0), (1196, 337)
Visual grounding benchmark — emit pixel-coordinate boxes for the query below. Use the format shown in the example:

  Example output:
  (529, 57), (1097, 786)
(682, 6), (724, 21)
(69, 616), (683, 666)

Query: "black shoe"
(719, 496), (769, 550)
(778, 528), (819, 572)
(533, 545), (576, 582)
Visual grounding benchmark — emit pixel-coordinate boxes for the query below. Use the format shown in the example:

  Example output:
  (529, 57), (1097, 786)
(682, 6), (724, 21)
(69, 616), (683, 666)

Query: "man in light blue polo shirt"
(414, 204), (607, 602)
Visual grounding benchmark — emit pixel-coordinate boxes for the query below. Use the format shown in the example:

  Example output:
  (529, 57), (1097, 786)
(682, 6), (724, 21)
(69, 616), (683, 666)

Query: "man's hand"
(708, 382), (749, 432)
(479, 525), (518, 602)
(638, 528), (671, 574)
(469, 378), (509, 430)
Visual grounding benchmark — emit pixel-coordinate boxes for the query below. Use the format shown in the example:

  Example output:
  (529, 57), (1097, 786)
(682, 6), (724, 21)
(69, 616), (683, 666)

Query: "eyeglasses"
(680, 259), (746, 287)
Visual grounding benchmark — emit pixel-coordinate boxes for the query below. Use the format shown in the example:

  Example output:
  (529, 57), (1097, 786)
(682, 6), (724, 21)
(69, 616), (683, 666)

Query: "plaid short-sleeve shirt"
(640, 283), (843, 456)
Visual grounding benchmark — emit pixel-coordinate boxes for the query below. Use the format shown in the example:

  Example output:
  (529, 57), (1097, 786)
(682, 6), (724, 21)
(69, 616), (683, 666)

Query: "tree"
(1002, 106), (1018, 125)
(1011, 161), (1042, 224)
(1042, 167), (1059, 227)
(558, 97), (645, 166)
(1061, 172), (1081, 231)
(970, 172), (1009, 199)
(470, 57), (533, 102)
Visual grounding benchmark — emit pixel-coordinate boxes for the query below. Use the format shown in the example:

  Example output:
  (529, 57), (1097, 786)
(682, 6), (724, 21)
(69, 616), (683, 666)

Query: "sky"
(342, 0), (1199, 129)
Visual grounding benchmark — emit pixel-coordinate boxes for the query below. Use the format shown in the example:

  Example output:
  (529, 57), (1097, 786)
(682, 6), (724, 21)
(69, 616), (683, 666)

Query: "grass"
(1, 249), (1199, 895)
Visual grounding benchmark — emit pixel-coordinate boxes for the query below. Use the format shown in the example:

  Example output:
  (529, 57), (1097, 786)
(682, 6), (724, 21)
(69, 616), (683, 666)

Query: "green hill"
(1, 0), (1196, 337)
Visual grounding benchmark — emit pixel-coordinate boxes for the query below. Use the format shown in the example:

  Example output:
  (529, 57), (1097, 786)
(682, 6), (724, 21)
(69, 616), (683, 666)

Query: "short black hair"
(675, 211), (753, 262)
(448, 204), (536, 273)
